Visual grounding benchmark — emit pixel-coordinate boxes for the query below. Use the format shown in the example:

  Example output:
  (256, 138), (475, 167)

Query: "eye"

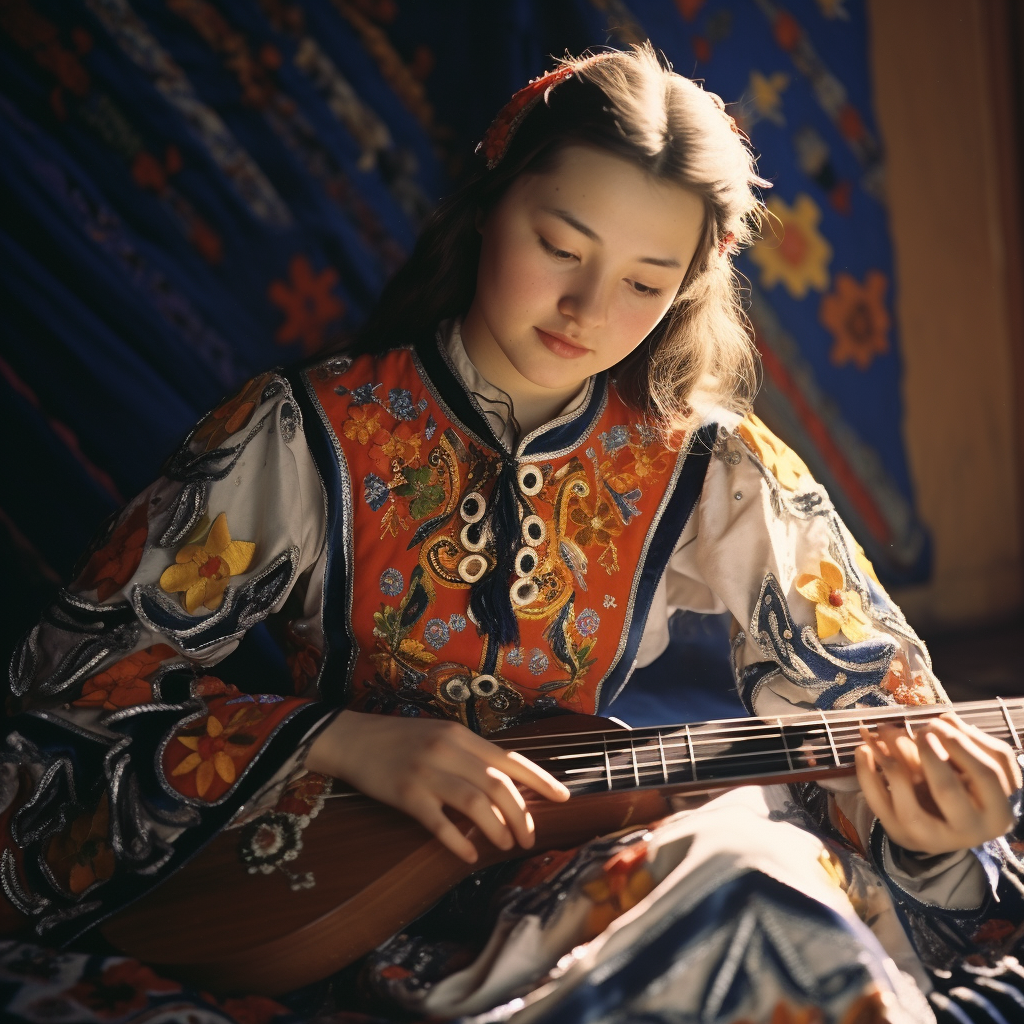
(629, 280), (663, 299)
(538, 236), (577, 261)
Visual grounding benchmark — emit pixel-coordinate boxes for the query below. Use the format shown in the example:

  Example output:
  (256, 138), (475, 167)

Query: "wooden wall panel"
(868, 0), (1023, 628)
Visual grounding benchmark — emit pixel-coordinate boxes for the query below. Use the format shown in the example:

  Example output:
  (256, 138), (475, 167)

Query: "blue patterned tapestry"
(0, 0), (927, 669)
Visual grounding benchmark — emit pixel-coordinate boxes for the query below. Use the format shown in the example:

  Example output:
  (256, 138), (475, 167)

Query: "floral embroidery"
(576, 608), (600, 637)
(737, 415), (810, 491)
(191, 372), (273, 452)
(77, 502), (149, 602)
(285, 625), (321, 695)
(268, 253), (345, 355)
(582, 841), (654, 939)
(506, 647), (524, 667)
(159, 512), (256, 613)
(386, 387), (426, 421)
(881, 653), (931, 706)
(796, 559), (872, 643)
(369, 420), (423, 474)
(422, 617), (450, 649)
(380, 568), (404, 596)
(165, 698), (294, 801)
(389, 463), (444, 520)
(598, 424), (630, 454)
(528, 649), (549, 675)
(45, 794), (115, 895)
(603, 594), (617, 608)
(75, 644), (176, 710)
(364, 472), (389, 510)
(342, 404), (381, 444)
(449, 613), (467, 632)
(64, 959), (180, 1017)
(820, 270), (890, 371)
(749, 193), (832, 299)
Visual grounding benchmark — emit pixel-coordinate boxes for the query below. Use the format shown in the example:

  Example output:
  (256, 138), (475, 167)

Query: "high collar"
(414, 326), (609, 460)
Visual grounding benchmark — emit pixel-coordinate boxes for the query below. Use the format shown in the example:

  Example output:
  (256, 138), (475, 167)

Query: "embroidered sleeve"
(2, 372), (333, 945)
(666, 413), (1024, 969)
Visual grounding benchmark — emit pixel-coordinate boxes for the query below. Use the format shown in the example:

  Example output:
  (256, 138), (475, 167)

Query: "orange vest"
(296, 344), (714, 734)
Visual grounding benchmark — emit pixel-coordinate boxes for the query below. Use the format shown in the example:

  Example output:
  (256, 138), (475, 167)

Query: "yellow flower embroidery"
(796, 559), (872, 643)
(749, 193), (832, 299)
(737, 414), (810, 491)
(159, 513), (255, 613)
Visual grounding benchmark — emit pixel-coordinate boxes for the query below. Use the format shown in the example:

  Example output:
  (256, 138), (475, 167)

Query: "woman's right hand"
(303, 711), (571, 864)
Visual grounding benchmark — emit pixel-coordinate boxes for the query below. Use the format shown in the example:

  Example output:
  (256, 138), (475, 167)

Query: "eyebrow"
(542, 207), (682, 268)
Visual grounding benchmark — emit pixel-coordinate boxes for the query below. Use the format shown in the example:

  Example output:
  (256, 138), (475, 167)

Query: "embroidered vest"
(296, 344), (713, 735)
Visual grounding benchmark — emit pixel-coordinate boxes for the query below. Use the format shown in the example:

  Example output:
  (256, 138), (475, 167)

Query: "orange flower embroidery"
(45, 793), (115, 895)
(75, 644), (176, 710)
(820, 271), (890, 371)
(737, 415), (810, 491)
(77, 502), (149, 602)
(342, 404), (382, 445)
(881, 654), (932, 707)
(582, 842), (654, 939)
(369, 420), (422, 472)
(170, 705), (263, 799)
(159, 513), (255, 613)
(268, 254), (345, 355)
(795, 559), (872, 643)
(569, 498), (622, 547)
(192, 372), (274, 453)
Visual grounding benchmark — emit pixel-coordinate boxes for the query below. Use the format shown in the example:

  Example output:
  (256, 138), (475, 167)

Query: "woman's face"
(461, 144), (706, 405)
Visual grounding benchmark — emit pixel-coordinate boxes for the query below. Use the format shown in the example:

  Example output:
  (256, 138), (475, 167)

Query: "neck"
(459, 309), (583, 437)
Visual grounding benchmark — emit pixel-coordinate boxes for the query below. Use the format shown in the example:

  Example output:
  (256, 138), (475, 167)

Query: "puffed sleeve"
(665, 412), (1024, 971)
(1, 371), (334, 945)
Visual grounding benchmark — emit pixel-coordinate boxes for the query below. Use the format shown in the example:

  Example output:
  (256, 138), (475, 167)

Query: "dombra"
(102, 698), (1024, 996)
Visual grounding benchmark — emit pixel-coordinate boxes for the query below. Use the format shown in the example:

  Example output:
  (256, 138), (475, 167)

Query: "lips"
(535, 328), (589, 359)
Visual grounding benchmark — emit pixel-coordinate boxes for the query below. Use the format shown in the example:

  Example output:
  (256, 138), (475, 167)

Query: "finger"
(863, 726), (938, 844)
(929, 718), (1015, 800)
(442, 774), (516, 852)
(482, 766), (537, 849)
(458, 733), (570, 802)
(941, 712), (1023, 790)
(856, 742), (895, 824)
(408, 796), (481, 864)
(879, 724), (923, 782)
(916, 729), (979, 835)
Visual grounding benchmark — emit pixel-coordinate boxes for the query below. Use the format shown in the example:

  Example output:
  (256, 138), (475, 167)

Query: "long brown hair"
(353, 44), (768, 438)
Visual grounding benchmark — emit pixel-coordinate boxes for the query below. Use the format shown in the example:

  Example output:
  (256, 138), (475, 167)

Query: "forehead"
(509, 144), (706, 255)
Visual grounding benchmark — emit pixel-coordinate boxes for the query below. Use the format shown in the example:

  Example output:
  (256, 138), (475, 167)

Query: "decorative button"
(517, 463), (543, 495)
(470, 674), (499, 698)
(510, 579), (539, 606)
(460, 491), (486, 524)
(460, 521), (489, 552)
(514, 546), (538, 578)
(521, 514), (545, 547)
(458, 554), (488, 583)
(442, 677), (472, 702)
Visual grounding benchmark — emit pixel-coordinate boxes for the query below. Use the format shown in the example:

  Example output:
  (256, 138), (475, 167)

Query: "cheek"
(609, 296), (674, 358)
(477, 231), (553, 322)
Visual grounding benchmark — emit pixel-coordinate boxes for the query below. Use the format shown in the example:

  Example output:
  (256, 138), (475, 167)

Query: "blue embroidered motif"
(346, 382), (380, 405)
(425, 414), (437, 440)
(449, 613), (466, 633)
(423, 618), (450, 650)
(576, 608), (600, 637)
(506, 647), (524, 667)
(379, 568), (404, 596)
(529, 649), (549, 675)
(598, 424), (630, 454)
(364, 473), (388, 511)
(387, 388), (427, 421)
(751, 573), (898, 709)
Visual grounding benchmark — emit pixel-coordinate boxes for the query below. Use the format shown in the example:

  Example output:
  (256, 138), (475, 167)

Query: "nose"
(557, 270), (608, 331)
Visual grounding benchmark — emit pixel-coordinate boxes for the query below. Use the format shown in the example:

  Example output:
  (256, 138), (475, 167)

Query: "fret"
(818, 710), (842, 768)
(629, 735), (640, 788)
(685, 725), (697, 782)
(998, 698), (1022, 750)
(602, 736), (612, 791)
(777, 717), (794, 771)
(657, 730), (669, 784)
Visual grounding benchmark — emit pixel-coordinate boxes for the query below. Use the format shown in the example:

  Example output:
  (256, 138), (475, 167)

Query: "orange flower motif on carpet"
(75, 643), (176, 710)
(45, 793), (115, 895)
(192, 372), (274, 452)
(77, 502), (149, 602)
(159, 513), (255, 613)
(268, 254), (345, 354)
(164, 696), (302, 801)
(820, 270), (890, 370)
(737, 414), (810, 491)
(796, 559), (872, 642)
(749, 194), (832, 299)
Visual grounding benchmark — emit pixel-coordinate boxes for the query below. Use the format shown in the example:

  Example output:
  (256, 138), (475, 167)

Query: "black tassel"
(470, 458), (521, 646)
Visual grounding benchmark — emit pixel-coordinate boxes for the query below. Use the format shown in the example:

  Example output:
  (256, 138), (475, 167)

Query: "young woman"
(3, 45), (1022, 1024)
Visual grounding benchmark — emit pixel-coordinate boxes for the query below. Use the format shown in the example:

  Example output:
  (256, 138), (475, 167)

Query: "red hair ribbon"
(718, 232), (738, 257)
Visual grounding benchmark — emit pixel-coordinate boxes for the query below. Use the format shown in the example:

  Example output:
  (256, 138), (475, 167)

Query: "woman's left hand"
(855, 712), (1022, 855)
